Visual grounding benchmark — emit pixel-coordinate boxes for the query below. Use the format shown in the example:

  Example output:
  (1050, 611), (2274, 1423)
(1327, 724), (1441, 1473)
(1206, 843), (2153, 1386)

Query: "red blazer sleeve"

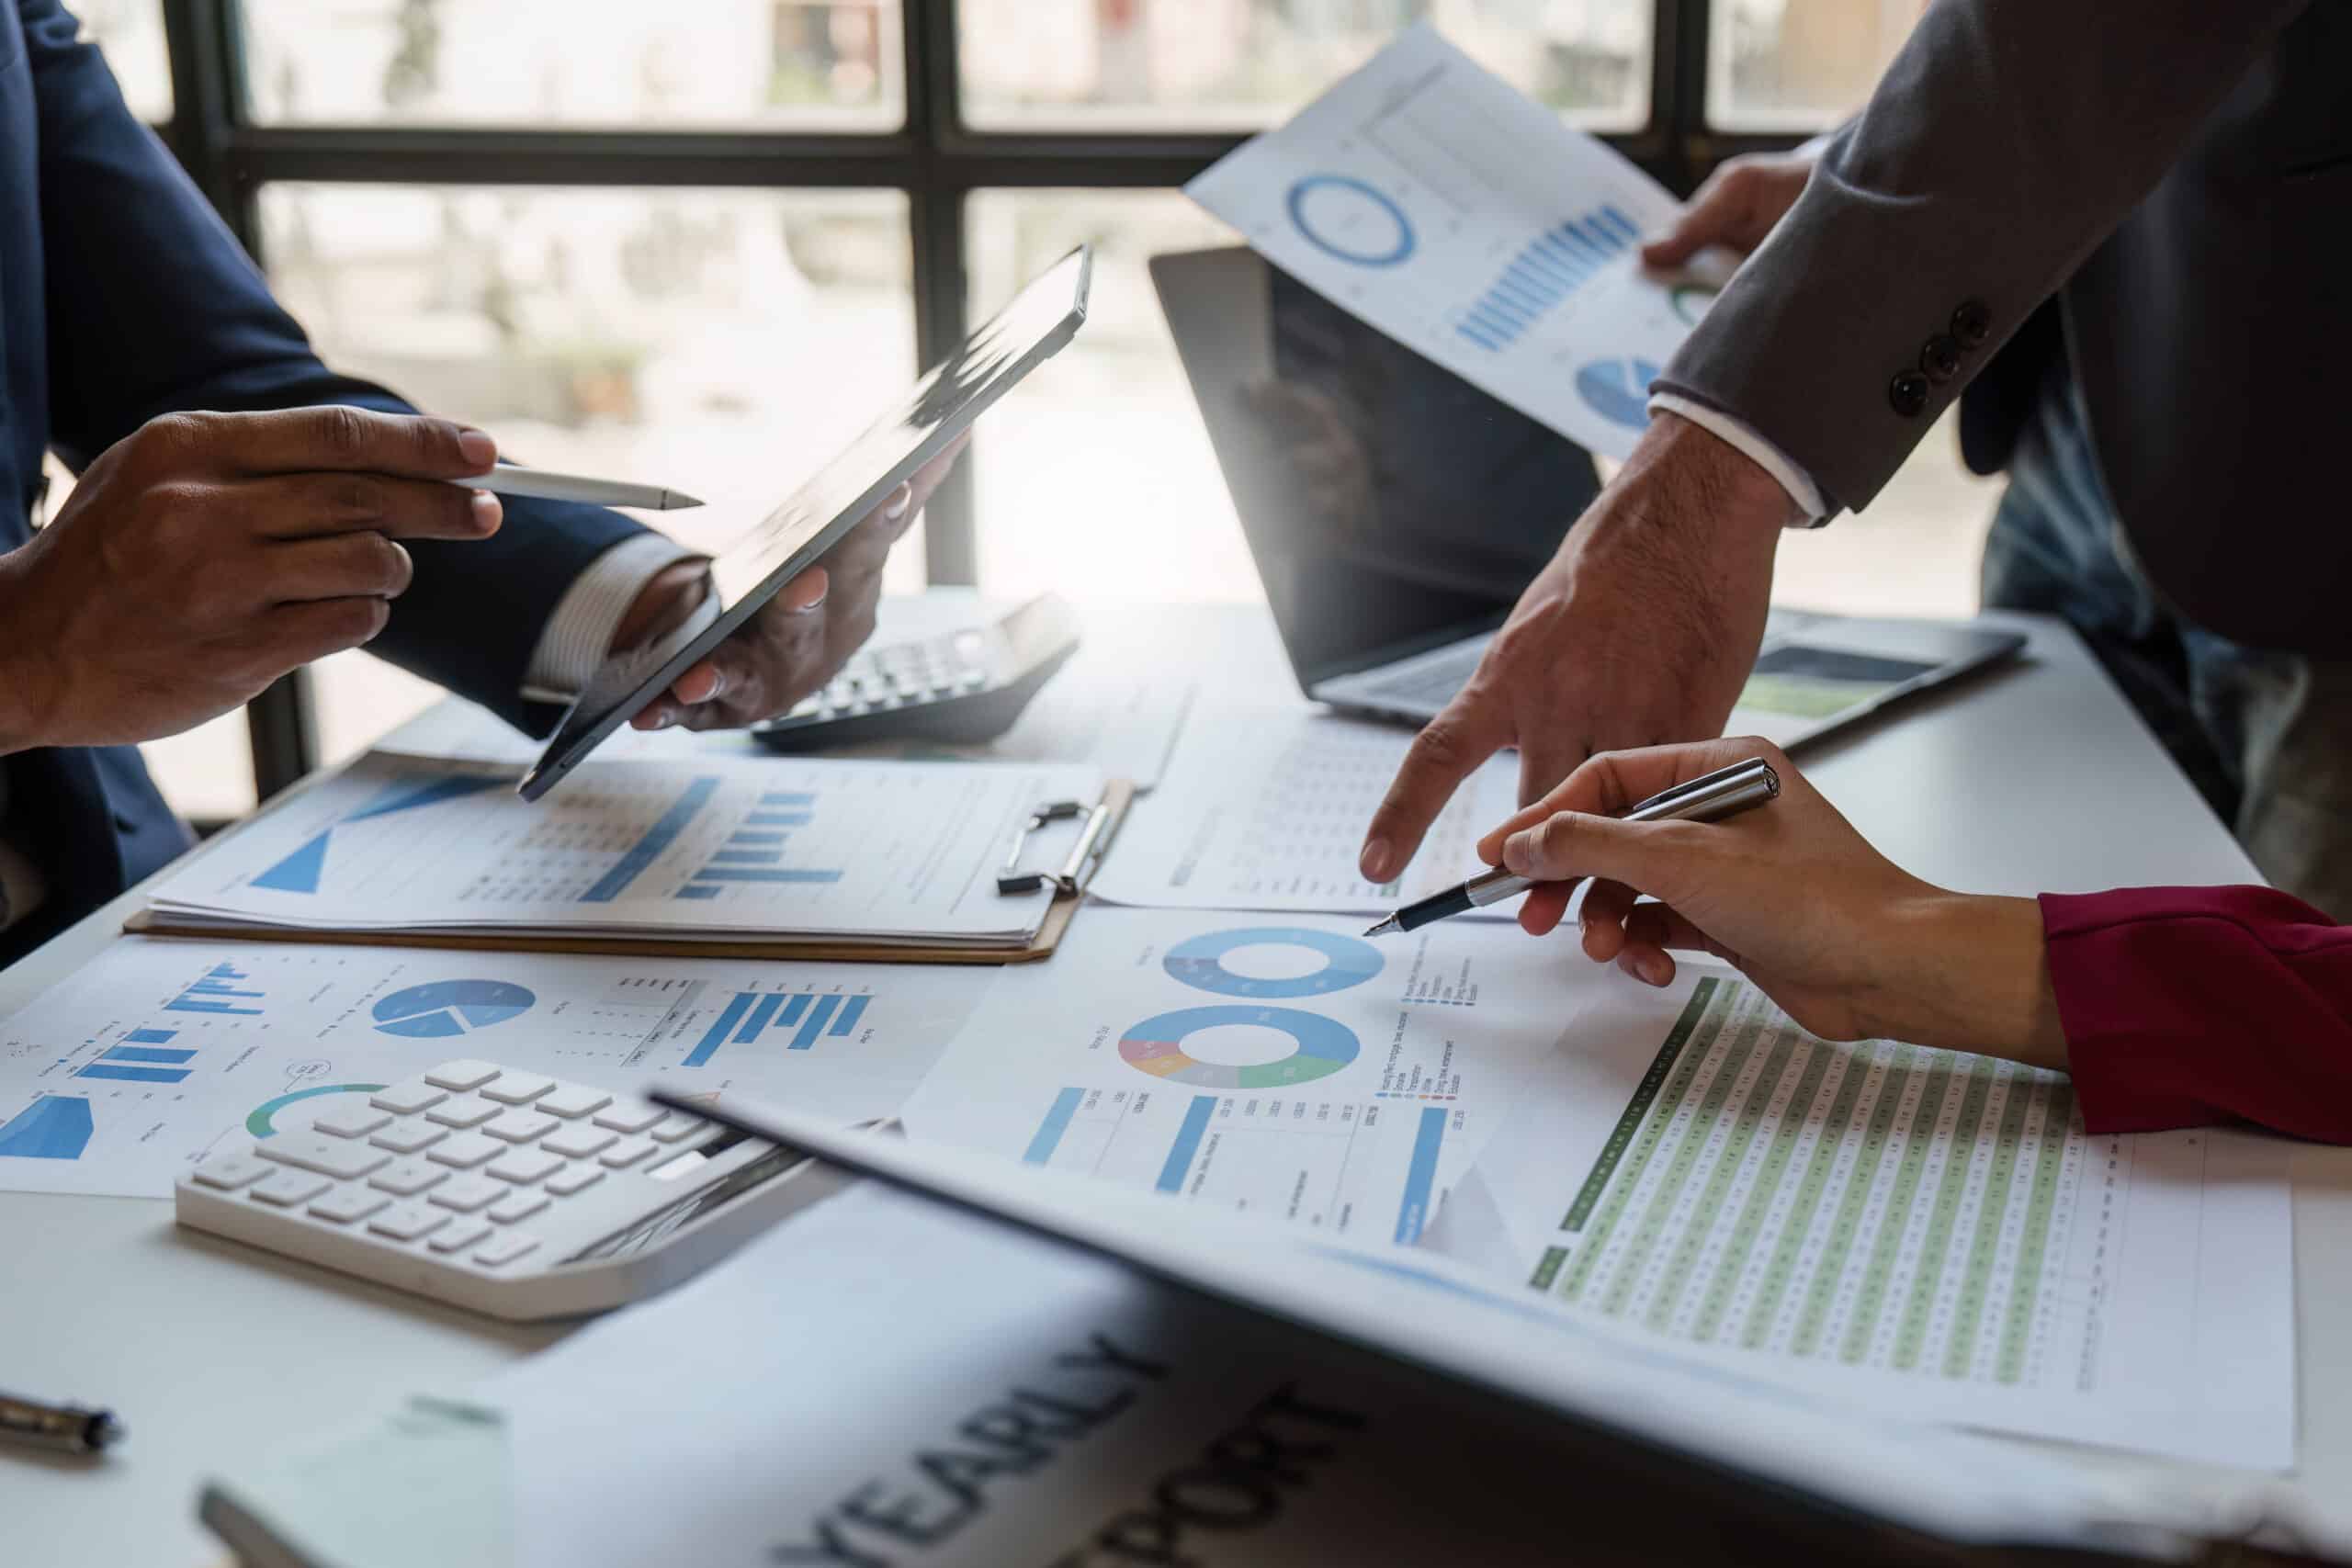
(2040, 886), (2352, 1142)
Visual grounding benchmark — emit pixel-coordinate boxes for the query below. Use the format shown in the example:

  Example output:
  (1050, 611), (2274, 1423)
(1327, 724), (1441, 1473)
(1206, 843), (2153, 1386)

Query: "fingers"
(1359, 694), (1513, 883)
(1477, 738), (1758, 865)
(262, 532), (415, 604)
(1498, 809), (1702, 899)
(1640, 160), (1770, 268)
(265, 595), (394, 667)
(240, 472), (503, 542)
(151, 406), (497, 481)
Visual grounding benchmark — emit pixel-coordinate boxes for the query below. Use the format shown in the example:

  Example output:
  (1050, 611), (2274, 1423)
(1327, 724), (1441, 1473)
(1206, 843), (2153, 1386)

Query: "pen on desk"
(1363, 756), (1781, 938)
(448, 461), (704, 512)
(0, 1390), (125, 1455)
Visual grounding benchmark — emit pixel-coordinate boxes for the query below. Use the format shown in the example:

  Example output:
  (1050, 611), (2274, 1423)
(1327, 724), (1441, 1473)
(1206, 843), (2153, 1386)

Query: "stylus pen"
(448, 461), (704, 512)
(1363, 756), (1781, 938)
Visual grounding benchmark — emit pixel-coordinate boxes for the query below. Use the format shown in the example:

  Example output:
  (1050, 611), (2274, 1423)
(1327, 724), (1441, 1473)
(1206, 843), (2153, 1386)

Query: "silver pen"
(1363, 756), (1781, 938)
(448, 461), (703, 512)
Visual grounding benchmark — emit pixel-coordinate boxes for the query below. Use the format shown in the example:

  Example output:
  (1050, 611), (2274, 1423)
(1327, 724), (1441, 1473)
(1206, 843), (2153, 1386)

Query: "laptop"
(1149, 246), (2023, 750)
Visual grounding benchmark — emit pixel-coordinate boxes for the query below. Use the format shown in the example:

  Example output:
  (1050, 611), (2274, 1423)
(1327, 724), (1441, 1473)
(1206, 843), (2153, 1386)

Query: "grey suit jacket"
(1656, 0), (2348, 658)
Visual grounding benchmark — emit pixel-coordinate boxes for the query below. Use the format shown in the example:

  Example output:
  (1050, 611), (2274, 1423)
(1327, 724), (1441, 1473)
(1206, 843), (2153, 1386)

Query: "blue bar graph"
(674, 885), (722, 900)
(101, 1045), (196, 1066)
(729, 831), (786, 846)
(746, 811), (811, 828)
(1392, 1108), (1448, 1243)
(1024, 1088), (1085, 1165)
(126, 1029), (176, 1045)
(790, 995), (842, 1050)
(682, 993), (753, 1068)
(1157, 1095), (1218, 1194)
(582, 776), (719, 903)
(711, 850), (782, 865)
(167, 964), (264, 1016)
(76, 1063), (191, 1084)
(681, 989), (875, 1066)
(735, 994), (784, 1043)
(1455, 203), (1639, 353)
(760, 791), (817, 807)
(689, 868), (843, 885)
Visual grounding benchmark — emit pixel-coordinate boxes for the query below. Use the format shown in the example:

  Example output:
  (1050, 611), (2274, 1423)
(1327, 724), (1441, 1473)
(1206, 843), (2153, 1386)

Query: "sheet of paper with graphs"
(1427, 964), (2297, 1468)
(1187, 22), (1733, 459)
(0, 936), (987, 1198)
(144, 750), (1097, 945)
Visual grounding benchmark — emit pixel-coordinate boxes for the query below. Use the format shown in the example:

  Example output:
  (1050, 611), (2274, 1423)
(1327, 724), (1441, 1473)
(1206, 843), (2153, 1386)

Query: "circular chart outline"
(1118, 1005), (1362, 1090)
(1284, 175), (1417, 267)
(1669, 283), (1718, 327)
(1162, 927), (1385, 998)
(370, 978), (537, 1038)
(246, 1083), (387, 1138)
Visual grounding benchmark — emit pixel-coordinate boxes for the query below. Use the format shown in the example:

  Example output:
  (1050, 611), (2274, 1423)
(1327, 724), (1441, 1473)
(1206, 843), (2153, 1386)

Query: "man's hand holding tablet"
(517, 246), (1090, 800)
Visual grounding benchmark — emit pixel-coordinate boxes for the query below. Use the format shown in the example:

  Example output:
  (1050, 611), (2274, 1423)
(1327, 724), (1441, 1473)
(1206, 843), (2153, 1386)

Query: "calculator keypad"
(185, 1061), (718, 1275)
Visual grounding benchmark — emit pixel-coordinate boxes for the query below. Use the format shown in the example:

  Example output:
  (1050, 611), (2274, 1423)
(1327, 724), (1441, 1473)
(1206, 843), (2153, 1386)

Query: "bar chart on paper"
(150, 751), (1099, 942)
(0, 940), (983, 1197)
(1187, 23), (1719, 458)
(1530, 977), (2089, 1388)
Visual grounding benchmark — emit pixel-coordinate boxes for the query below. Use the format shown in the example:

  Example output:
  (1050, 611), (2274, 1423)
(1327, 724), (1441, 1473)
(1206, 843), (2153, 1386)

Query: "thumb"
(1499, 811), (1690, 898)
(1639, 201), (1727, 269)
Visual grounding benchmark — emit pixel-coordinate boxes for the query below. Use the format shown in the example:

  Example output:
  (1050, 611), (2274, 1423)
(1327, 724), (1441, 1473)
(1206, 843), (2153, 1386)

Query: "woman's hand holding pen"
(1478, 739), (2067, 1068)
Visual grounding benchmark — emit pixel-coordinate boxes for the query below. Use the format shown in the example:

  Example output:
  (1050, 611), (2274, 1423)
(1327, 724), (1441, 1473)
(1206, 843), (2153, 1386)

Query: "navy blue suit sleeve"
(23, 0), (645, 735)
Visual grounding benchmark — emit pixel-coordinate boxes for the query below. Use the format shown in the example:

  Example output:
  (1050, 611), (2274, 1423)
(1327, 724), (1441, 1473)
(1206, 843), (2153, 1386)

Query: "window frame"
(148, 0), (1808, 800)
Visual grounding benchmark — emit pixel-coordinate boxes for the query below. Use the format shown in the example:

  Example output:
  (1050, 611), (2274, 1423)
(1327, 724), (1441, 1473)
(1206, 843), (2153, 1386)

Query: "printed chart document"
(899, 908), (1592, 1245)
(1087, 705), (1519, 916)
(202, 1179), (2187, 1568)
(147, 750), (1099, 946)
(1187, 22), (1732, 459)
(0, 936), (989, 1198)
(1429, 964), (2297, 1468)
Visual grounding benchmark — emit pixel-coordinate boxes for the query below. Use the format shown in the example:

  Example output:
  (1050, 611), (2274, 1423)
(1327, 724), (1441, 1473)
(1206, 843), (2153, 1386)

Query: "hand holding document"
(1186, 21), (1733, 459)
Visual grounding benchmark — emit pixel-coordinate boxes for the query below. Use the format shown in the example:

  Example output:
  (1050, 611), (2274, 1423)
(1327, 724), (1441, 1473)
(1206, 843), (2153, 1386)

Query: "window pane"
(959, 2), (1649, 132)
(238, 0), (901, 129)
(1711, 0), (1918, 130)
(1771, 412), (2002, 619)
(76, 0), (174, 123)
(256, 184), (917, 762)
(967, 190), (1265, 604)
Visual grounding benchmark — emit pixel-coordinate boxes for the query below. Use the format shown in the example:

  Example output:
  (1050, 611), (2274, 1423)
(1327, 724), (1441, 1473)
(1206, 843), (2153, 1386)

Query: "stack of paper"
(144, 750), (1100, 950)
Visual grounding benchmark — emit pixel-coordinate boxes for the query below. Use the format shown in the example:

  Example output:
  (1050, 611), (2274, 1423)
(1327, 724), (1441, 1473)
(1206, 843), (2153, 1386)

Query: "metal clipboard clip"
(997, 795), (1115, 897)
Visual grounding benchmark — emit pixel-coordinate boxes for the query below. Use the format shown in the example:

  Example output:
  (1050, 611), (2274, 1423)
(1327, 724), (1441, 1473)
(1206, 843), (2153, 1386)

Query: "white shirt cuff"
(1647, 392), (1830, 525)
(521, 532), (707, 703)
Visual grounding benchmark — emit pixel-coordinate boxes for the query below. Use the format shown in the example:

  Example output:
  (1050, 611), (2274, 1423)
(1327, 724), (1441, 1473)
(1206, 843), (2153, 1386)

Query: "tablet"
(519, 245), (1093, 800)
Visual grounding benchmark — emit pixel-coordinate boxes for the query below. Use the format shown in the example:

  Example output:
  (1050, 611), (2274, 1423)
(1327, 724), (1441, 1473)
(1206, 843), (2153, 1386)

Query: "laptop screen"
(1164, 252), (1600, 686)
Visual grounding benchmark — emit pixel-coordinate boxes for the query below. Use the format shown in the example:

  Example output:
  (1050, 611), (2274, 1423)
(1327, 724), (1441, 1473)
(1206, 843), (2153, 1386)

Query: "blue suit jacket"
(0, 0), (646, 961)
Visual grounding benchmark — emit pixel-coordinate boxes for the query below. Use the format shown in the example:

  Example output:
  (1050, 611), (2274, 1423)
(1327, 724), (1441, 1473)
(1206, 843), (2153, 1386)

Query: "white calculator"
(174, 1059), (840, 1321)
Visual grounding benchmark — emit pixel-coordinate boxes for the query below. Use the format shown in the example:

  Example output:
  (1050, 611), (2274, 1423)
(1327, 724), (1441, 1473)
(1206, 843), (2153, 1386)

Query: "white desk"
(3, 601), (2346, 1565)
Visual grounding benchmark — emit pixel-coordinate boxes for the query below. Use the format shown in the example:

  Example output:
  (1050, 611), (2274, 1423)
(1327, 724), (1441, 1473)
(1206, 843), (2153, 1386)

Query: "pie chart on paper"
(1574, 356), (1663, 432)
(371, 980), (537, 1039)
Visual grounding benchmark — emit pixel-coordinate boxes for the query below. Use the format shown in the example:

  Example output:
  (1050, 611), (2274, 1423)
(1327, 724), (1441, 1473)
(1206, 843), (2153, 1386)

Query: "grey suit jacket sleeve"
(1654, 0), (2310, 513)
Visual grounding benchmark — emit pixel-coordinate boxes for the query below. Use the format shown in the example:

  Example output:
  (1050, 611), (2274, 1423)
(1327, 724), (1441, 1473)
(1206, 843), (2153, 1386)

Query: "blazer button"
(1951, 299), (1991, 349)
(1919, 333), (1962, 383)
(1887, 370), (1930, 418)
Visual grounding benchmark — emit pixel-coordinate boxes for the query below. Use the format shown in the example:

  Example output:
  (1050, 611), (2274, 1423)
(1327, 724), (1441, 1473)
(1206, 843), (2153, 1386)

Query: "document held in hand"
(1187, 22), (1733, 460)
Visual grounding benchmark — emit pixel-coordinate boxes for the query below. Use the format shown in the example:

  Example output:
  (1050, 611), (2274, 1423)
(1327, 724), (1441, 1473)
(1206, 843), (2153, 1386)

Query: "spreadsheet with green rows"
(1532, 976), (2104, 1388)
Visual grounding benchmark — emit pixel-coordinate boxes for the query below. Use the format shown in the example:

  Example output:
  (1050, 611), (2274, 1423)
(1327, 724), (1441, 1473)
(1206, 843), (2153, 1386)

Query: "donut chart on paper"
(1285, 175), (1417, 267)
(1161, 928), (1384, 998)
(1118, 1006), (1362, 1089)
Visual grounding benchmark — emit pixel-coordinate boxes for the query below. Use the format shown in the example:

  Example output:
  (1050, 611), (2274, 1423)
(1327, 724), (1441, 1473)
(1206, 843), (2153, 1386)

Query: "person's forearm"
(1861, 892), (2068, 1071)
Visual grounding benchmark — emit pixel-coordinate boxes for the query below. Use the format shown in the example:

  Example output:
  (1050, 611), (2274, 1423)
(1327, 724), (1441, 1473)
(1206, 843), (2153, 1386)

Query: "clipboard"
(126, 779), (1136, 967)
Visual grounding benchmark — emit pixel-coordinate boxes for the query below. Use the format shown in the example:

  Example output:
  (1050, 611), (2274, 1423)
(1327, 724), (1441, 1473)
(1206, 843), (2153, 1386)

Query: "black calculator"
(750, 593), (1082, 751)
